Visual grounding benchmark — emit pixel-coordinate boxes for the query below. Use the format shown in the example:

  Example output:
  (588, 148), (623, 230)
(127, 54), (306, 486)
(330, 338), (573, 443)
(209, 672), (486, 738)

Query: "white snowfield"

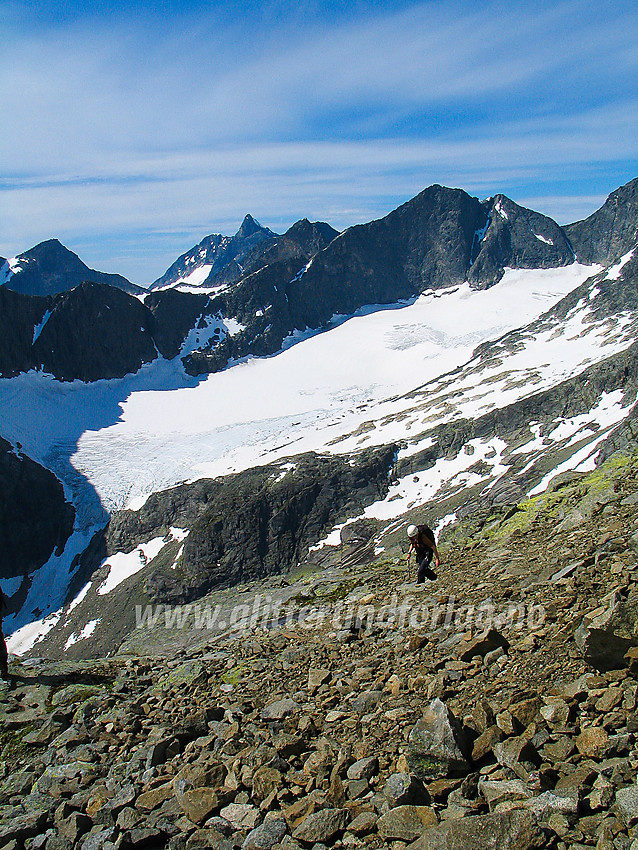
(4, 260), (638, 648)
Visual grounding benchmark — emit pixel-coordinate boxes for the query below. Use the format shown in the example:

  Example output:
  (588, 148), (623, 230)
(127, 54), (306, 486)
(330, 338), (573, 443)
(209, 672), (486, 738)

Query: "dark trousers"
(417, 551), (437, 583)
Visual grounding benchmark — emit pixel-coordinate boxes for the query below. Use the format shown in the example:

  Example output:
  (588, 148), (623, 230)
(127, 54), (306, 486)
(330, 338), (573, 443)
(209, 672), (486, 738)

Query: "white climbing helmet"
(407, 524), (418, 538)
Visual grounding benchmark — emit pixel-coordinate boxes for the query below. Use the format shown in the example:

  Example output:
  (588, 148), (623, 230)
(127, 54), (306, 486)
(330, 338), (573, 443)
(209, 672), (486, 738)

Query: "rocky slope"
(2, 448), (638, 849)
(0, 239), (143, 297)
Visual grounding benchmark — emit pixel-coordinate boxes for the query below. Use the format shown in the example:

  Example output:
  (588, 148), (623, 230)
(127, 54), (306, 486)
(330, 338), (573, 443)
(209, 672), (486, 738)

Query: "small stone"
(220, 803), (262, 831)
(472, 700), (496, 734)
(472, 725), (504, 762)
(243, 818), (288, 850)
(307, 669), (331, 693)
(457, 629), (509, 662)
(178, 788), (220, 824)
(615, 784), (638, 826)
(351, 690), (382, 715)
(346, 812), (378, 835)
(478, 779), (533, 811)
(135, 782), (174, 811)
(407, 698), (470, 780)
(261, 699), (299, 721)
(384, 674), (401, 695)
(539, 699), (571, 725)
(252, 767), (283, 803)
(406, 809), (546, 850)
(346, 757), (378, 782)
(383, 773), (430, 807)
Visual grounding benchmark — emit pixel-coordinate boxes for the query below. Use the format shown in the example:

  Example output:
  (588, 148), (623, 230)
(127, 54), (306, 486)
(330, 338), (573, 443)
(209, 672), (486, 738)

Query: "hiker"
(0, 588), (9, 680)
(406, 524), (441, 583)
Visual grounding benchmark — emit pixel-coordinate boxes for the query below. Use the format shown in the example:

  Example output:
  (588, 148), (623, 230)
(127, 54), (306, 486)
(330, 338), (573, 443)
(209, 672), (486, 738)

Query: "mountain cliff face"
(182, 183), (617, 376)
(0, 283), (159, 382)
(565, 177), (638, 266)
(0, 238), (143, 297)
(0, 437), (75, 615)
(468, 194), (574, 286)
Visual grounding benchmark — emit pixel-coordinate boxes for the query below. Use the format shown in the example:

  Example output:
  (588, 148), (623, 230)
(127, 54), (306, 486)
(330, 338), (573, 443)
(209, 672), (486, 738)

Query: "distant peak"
(236, 214), (265, 238)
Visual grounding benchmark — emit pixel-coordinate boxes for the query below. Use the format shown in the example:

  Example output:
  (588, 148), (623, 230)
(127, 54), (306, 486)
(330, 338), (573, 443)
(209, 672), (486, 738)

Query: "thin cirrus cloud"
(1, 0), (636, 282)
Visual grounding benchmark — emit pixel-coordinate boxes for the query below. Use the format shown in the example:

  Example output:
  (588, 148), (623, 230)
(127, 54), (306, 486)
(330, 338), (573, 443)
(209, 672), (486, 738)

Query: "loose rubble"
(3, 453), (638, 849)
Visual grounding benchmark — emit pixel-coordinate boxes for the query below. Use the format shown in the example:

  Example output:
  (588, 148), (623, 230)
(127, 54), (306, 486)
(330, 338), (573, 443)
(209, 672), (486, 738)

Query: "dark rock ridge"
(150, 214), (338, 296)
(0, 283), (216, 382)
(0, 437), (75, 614)
(1, 181), (636, 383)
(0, 282), (158, 382)
(565, 176), (638, 266)
(181, 184), (614, 376)
(0, 238), (143, 297)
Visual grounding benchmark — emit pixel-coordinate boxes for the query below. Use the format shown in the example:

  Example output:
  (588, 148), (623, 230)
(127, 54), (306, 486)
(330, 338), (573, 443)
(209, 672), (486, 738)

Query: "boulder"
(407, 699), (471, 780)
(383, 773), (430, 807)
(260, 698), (299, 721)
(377, 805), (438, 841)
(243, 818), (289, 850)
(406, 809), (548, 850)
(457, 629), (509, 662)
(574, 588), (638, 671)
(292, 808), (348, 844)
(615, 785), (638, 827)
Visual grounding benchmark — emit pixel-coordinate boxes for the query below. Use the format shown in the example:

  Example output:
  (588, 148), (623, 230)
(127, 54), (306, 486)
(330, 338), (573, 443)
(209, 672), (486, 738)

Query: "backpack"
(418, 525), (436, 551)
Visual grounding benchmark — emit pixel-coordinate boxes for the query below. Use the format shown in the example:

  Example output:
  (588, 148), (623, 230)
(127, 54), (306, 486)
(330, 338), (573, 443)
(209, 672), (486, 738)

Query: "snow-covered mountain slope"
(2, 179), (637, 658)
(0, 264), (600, 519)
(6, 256), (638, 647)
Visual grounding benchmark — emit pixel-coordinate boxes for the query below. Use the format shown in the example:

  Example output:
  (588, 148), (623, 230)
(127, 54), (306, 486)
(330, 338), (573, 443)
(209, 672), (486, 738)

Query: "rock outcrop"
(565, 176), (638, 266)
(0, 437), (75, 613)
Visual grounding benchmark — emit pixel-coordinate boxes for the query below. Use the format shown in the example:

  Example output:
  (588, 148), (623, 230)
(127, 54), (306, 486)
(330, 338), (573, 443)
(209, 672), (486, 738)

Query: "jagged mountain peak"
(235, 213), (272, 239)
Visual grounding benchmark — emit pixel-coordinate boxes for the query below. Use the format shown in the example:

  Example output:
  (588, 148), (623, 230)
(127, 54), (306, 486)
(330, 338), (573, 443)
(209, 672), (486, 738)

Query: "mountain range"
(0, 176), (637, 661)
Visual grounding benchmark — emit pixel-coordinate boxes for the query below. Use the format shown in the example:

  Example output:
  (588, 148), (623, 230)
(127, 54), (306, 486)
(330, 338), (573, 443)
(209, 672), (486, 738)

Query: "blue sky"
(1, 0), (636, 284)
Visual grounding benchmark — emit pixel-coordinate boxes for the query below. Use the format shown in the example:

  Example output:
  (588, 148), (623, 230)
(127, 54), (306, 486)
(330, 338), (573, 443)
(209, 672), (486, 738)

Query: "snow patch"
(494, 199), (509, 220)
(606, 249), (635, 281)
(64, 618), (99, 649)
(96, 537), (166, 596)
(290, 259), (313, 284)
(224, 317), (246, 336)
(534, 233), (554, 245)
(175, 264), (213, 288)
(32, 309), (53, 344)
(0, 576), (22, 597)
(7, 611), (62, 656)
(66, 581), (92, 615)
